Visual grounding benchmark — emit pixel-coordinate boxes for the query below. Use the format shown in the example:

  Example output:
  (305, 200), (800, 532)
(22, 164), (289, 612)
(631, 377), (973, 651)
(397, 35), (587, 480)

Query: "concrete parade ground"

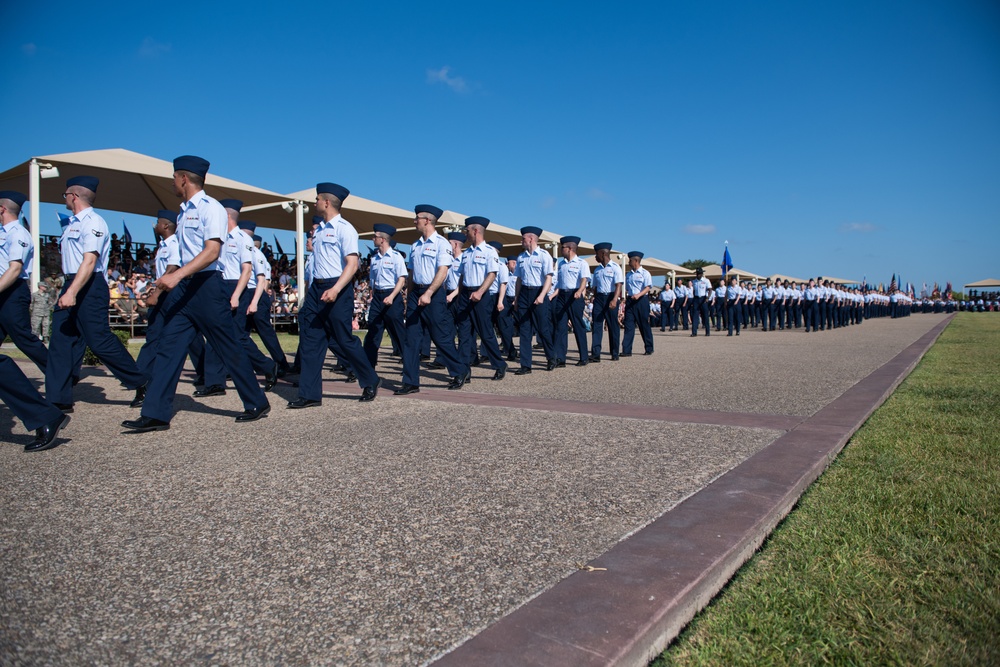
(1, 313), (951, 665)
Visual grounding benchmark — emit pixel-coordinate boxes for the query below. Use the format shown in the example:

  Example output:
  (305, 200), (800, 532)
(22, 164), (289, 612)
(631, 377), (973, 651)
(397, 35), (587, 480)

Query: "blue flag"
(721, 245), (733, 278)
(273, 234), (285, 256)
(57, 212), (71, 228)
(123, 220), (133, 251)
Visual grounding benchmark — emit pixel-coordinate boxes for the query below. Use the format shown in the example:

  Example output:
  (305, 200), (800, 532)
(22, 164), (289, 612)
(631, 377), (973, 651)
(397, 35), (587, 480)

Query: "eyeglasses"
(414, 215), (432, 222)
(62, 192), (77, 199)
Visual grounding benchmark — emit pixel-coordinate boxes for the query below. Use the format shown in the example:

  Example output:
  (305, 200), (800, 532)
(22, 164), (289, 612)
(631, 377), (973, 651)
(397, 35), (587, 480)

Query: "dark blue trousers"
(690, 296), (710, 335)
(46, 273), (146, 405)
(623, 295), (653, 354)
(727, 300), (741, 334)
(1, 354), (62, 432)
(204, 280), (274, 386)
(404, 285), (466, 386)
(135, 302), (163, 378)
(141, 272), (268, 423)
(248, 290), (288, 370)
(0, 280), (48, 373)
(659, 300), (675, 330)
(363, 288), (406, 368)
(457, 289), (507, 370)
(298, 279), (377, 401)
(554, 291), (588, 362)
(517, 287), (555, 368)
(497, 294), (515, 357)
(590, 292), (620, 359)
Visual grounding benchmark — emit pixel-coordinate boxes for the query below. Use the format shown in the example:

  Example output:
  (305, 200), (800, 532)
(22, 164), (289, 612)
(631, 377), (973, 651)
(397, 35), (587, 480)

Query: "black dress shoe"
(345, 371), (357, 383)
(54, 403), (74, 413)
(447, 374), (466, 390)
(471, 356), (483, 367)
(426, 361), (446, 370)
(644, 351), (654, 355)
(419, 354), (430, 361)
(287, 366), (300, 376)
(610, 356), (620, 361)
(620, 353), (632, 357)
(121, 416), (170, 433)
(590, 357), (601, 363)
(193, 376), (205, 386)
(25, 414), (71, 452)
(236, 403), (271, 422)
(690, 333), (698, 337)
(287, 398), (321, 409)
(492, 367), (507, 381)
(575, 360), (588, 367)
(556, 359), (566, 368)
(194, 385), (226, 398)
(394, 384), (420, 395)
(546, 360), (557, 371)
(513, 367), (532, 375)
(506, 353), (518, 362)
(263, 365), (278, 392)
(359, 378), (381, 402)
(276, 366), (289, 378)
(129, 384), (147, 408)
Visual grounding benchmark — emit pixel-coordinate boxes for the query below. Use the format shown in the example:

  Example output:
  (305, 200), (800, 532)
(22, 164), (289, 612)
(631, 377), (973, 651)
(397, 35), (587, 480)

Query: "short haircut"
(0, 198), (20, 217)
(178, 170), (204, 188)
(318, 193), (342, 210)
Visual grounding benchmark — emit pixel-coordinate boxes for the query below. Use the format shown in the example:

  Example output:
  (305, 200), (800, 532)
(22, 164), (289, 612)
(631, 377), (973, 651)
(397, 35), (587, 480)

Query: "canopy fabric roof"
(438, 210), (527, 252)
(964, 278), (1000, 288)
(701, 263), (766, 281)
(0, 148), (289, 216)
(584, 255), (693, 278)
(241, 187), (421, 242)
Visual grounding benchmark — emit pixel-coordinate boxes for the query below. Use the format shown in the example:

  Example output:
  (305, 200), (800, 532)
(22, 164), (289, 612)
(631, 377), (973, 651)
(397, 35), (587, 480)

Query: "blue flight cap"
(238, 220), (256, 232)
(252, 234), (262, 243)
(506, 255), (519, 262)
(373, 223), (396, 236)
(447, 232), (466, 243)
(219, 198), (243, 212)
(156, 209), (176, 221)
(465, 215), (490, 228)
(520, 226), (543, 236)
(67, 175), (99, 192)
(312, 215), (324, 225)
(594, 242), (613, 251)
(316, 182), (349, 202)
(487, 241), (503, 252)
(415, 204), (443, 218)
(173, 155), (210, 178)
(560, 235), (581, 245)
(628, 251), (644, 259)
(0, 191), (27, 207)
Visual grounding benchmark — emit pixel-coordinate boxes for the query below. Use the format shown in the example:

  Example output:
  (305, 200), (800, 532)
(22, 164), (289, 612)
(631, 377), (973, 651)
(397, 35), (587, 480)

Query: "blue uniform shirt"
(408, 232), (453, 285)
(0, 220), (33, 279)
(155, 235), (181, 279)
(504, 267), (517, 297)
(219, 229), (255, 281)
(370, 248), (407, 290)
(515, 247), (554, 288)
(691, 276), (711, 297)
(446, 256), (462, 292)
(625, 267), (652, 296)
(460, 242), (501, 288)
(591, 261), (624, 294)
(491, 261), (510, 296)
(555, 256), (590, 291)
(250, 245), (271, 289)
(304, 254), (314, 287)
(61, 207), (111, 274)
(312, 214), (360, 280)
(660, 288), (675, 303)
(176, 192), (228, 272)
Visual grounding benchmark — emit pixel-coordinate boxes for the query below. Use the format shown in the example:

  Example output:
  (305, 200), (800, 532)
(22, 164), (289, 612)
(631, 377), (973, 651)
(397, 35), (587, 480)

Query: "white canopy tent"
(0, 148), (290, 290)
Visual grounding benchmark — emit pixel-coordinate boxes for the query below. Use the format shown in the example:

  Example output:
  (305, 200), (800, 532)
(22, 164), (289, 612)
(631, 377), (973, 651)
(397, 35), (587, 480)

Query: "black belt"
(313, 278), (340, 286)
(373, 288), (394, 295)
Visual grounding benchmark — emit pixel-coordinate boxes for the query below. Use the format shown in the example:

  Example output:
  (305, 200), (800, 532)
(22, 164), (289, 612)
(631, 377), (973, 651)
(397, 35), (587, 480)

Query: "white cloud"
(22, 43), (37, 55)
(426, 66), (469, 93)
(138, 37), (171, 58)
(684, 224), (716, 235)
(840, 222), (877, 233)
(586, 187), (611, 201)
(540, 196), (557, 209)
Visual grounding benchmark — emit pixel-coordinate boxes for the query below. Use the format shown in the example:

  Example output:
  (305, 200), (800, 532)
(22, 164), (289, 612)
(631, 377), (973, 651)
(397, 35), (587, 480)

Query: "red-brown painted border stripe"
(430, 315), (953, 667)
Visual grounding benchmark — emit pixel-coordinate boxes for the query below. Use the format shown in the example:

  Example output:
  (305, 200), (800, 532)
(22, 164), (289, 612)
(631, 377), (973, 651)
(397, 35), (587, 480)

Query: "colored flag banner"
(721, 244), (733, 278)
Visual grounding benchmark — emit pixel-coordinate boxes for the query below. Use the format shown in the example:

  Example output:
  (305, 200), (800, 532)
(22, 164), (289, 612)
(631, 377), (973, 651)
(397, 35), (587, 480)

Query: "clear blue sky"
(3, 0), (998, 292)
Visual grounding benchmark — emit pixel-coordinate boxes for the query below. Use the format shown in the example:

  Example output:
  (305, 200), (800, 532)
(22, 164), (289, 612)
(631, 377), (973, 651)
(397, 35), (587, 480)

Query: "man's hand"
(57, 292), (76, 309)
(321, 286), (340, 303)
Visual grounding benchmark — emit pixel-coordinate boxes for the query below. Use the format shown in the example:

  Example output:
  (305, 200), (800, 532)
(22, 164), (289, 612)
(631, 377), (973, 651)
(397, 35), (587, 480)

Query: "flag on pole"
(57, 212), (71, 228)
(889, 273), (897, 292)
(274, 234), (285, 257)
(123, 220), (133, 252)
(945, 281), (952, 298)
(721, 244), (733, 279)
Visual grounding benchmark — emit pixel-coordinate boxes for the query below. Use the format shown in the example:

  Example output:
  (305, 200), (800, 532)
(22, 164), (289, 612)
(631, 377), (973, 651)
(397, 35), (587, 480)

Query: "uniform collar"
(181, 190), (208, 211)
(71, 206), (94, 222)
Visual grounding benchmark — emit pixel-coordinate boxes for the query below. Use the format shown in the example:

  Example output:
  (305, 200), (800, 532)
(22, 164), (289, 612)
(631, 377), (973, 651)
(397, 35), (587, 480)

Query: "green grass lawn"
(653, 313), (1000, 666)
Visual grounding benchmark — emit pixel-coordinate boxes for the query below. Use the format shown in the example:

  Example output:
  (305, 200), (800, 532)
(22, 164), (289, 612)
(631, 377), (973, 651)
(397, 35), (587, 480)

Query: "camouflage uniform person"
(31, 280), (54, 344)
